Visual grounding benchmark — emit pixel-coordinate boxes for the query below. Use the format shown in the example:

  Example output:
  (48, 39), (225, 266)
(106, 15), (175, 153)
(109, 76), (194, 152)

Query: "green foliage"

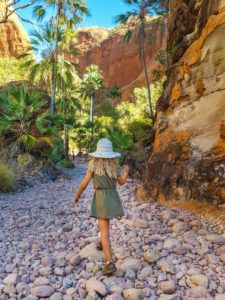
(104, 85), (121, 100)
(0, 57), (27, 86)
(21, 26), (79, 93)
(108, 128), (134, 152)
(17, 153), (35, 167)
(0, 86), (58, 156)
(80, 65), (104, 98)
(57, 158), (74, 169)
(0, 161), (15, 193)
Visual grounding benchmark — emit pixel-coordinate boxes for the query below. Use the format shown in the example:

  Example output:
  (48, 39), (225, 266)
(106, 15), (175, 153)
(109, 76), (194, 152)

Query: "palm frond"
(124, 29), (132, 42)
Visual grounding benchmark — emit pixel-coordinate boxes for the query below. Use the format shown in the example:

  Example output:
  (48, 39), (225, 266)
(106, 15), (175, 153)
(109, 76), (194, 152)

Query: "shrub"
(17, 153), (35, 167)
(0, 161), (15, 193)
(0, 57), (27, 86)
(57, 158), (74, 169)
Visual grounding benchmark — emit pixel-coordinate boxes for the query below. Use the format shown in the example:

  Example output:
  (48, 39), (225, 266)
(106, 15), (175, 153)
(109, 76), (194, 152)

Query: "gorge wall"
(147, 0), (225, 204)
(0, 3), (29, 57)
(73, 22), (166, 100)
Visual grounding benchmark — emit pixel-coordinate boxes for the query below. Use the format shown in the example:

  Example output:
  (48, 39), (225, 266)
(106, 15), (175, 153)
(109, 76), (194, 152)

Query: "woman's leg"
(98, 218), (112, 262)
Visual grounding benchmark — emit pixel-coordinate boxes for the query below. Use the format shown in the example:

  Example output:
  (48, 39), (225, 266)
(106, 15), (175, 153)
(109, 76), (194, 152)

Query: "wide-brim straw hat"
(89, 138), (121, 158)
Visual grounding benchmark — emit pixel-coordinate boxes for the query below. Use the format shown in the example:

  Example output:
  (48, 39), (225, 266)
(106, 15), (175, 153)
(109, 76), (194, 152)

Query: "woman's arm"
(117, 165), (129, 186)
(72, 170), (92, 203)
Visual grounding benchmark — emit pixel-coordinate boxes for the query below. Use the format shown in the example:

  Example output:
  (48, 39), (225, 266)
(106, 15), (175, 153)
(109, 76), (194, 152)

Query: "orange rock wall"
(0, 3), (29, 57)
(147, 0), (225, 204)
(72, 22), (166, 100)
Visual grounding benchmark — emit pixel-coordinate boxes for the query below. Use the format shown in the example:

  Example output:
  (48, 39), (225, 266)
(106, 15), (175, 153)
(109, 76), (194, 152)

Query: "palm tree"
(21, 25), (78, 96)
(114, 0), (164, 122)
(0, 86), (57, 155)
(57, 84), (81, 160)
(33, 0), (89, 114)
(80, 65), (104, 146)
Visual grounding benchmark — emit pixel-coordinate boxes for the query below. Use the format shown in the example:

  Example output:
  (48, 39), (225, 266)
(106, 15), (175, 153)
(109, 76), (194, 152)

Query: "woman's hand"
(72, 195), (80, 203)
(124, 165), (129, 175)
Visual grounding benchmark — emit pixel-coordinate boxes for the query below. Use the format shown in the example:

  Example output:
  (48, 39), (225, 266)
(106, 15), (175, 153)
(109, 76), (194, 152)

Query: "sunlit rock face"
(0, 2), (29, 57)
(71, 22), (166, 100)
(147, 0), (225, 204)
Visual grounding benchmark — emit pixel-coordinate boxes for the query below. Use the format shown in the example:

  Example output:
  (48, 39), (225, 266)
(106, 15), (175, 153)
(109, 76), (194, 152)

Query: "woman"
(72, 138), (129, 275)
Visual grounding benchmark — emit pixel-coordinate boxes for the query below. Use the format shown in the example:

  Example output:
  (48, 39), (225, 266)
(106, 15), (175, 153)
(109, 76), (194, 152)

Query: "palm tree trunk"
(90, 94), (94, 143)
(140, 32), (154, 122)
(64, 124), (69, 160)
(50, 0), (61, 114)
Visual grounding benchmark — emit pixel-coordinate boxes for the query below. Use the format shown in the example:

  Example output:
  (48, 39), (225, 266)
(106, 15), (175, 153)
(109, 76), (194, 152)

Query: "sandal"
(102, 261), (117, 276)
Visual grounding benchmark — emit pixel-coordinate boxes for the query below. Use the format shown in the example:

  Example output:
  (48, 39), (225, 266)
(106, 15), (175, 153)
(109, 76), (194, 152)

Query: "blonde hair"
(88, 157), (119, 178)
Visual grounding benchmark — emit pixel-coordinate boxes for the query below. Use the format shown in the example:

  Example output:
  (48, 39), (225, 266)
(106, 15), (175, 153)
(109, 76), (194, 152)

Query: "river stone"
(186, 275), (209, 288)
(159, 280), (176, 294)
(38, 267), (52, 276)
(161, 211), (177, 221)
(106, 294), (124, 300)
(33, 277), (49, 287)
(133, 219), (149, 228)
(215, 295), (225, 300)
(206, 234), (225, 245)
(144, 249), (160, 263)
(80, 243), (104, 261)
(31, 285), (55, 297)
(65, 253), (81, 266)
(3, 284), (15, 295)
(158, 260), (176, 274)
(164, 238), (180, 249)
(49, 292), (63, 300)
(172, 222), (189, 233)
(140, 266), (152, 278)
(16, 282), (29, 294)
(123, 288), (144, 300)
(86, 290), (98, 300)
(219, 252), (225, 262)
(24, 296), (38, 300)
(66, 287), (76, 295)
(86, 277), (107, 296)
(158, 294), (178, 300)
(125, 269), (136, 280)
(3, 273), (18, 285)
(120, 258), (142, 272)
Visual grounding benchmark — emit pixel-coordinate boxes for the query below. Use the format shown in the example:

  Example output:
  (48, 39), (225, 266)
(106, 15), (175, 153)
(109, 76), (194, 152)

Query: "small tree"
(57, 84), (81, 161)
(114, 0), (165, 122)
(80, 65), (104, 148)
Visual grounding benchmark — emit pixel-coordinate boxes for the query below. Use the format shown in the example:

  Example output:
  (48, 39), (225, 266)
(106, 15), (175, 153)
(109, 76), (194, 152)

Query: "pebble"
(3, 273), (18, 285)
(86, 277), (107, 296)
(163, 238), (180, 249)
(123, 288), (144, 300)
(30, 285), (55, 297)
(144, 249), (160, 263)
(159, 280), (176, 294)
(120, 258), (142, 272)
(186, 274), (209, 288)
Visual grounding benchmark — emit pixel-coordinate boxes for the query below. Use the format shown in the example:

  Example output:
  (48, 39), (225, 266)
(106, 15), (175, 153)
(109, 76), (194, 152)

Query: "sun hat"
(89, 138), (121, 158)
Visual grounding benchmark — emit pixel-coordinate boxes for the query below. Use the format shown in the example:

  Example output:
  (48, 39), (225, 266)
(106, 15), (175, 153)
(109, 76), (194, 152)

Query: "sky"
(19, 0), (128, 36)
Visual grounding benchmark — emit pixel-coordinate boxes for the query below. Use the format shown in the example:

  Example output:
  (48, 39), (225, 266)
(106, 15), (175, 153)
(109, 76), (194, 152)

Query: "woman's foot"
(96, 240), (103, 251)
(102, 261), (117, 276)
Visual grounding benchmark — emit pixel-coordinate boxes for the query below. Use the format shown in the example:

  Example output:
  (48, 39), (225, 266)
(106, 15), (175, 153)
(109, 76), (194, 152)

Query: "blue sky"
(19, 0), (128, 35)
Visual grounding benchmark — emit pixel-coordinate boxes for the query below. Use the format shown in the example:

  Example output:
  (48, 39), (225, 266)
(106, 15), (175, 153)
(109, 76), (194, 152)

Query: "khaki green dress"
(88, 164), (124, 219)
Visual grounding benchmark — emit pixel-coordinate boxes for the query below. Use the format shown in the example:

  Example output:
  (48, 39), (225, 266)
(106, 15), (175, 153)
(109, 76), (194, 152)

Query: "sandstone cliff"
(0, 3), (29, 57)
(73, 22), (166, 100)
(147, 0), (225, 204)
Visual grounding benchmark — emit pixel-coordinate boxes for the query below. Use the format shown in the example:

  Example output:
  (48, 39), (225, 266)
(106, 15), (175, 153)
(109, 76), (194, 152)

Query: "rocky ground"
(0, 162), (225, 300)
